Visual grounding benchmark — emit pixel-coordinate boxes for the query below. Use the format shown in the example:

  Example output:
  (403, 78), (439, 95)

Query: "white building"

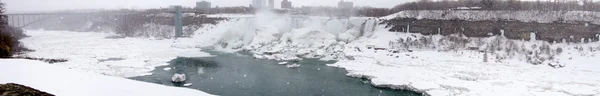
(268, 0), (275, 9)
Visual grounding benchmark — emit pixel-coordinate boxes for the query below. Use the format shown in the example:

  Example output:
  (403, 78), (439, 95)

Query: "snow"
(183, 83), (193, 87)
(172, 73), (186, 82)
(206, 14), (254, 18)
(278, 62), (288, 64)
(186, 11), (600, 96)
(17, 10), (596, 96)
(328, 30), (600, 96)
(286, 63), (301, 68)
(0, 59), (212, 96)
(163, 67), (172, 71)
(382, 10), (600, 25)
(190, 11), (378, 61)
(20, 30), (211, 77)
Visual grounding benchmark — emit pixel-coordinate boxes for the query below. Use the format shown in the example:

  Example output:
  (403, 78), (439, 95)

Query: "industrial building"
(253, 0), (278, 10)
(338, 0), (354, 17)
(196, 1), (211, 9)
(338, 0), (354, 9)
(281, 0), (292, 9)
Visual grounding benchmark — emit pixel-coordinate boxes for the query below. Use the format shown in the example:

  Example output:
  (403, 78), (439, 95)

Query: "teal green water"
(130, 51), (422, 96)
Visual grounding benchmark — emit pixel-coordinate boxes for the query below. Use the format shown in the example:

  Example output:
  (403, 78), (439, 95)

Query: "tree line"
(357, 0), (600, 17)
(391, 0), (600, 12)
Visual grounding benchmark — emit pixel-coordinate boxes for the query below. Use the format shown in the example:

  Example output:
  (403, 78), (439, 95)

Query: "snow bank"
(20, 30), (211, 77)
(206, 14), (254, 18)
(383, 10), (600, 25)
(329, 30), (600, 96)
(0, 59), (212, 96)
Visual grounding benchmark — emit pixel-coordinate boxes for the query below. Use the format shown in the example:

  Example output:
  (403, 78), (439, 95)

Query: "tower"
(252, 0), (263, 9)
(269, 0), (275, 9)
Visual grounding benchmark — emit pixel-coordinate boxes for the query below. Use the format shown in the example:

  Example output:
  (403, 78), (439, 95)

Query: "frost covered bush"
(437, 34), (469, 51)
(385, 32), (570, 67)
(390, 34), (469, 51)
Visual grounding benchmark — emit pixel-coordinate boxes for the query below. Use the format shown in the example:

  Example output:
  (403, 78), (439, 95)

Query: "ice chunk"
(183, 83), (193, 87)
(286, 63), (301, 68)
(171, 73), (186, 83)
(278, 62), (288, 65)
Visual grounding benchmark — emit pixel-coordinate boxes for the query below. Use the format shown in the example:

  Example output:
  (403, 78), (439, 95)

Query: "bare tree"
(481, 0), (495, 10)
(389, 0), (600, 11)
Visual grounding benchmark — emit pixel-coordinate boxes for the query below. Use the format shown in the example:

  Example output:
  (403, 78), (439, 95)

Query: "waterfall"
(362, 18), (376, 33)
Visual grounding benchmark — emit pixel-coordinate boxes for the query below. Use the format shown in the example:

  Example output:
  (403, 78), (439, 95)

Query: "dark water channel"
(130, 51), (422, 96)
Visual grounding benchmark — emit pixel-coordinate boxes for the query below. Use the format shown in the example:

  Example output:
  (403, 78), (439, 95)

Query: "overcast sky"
(3, 0), (410, 13)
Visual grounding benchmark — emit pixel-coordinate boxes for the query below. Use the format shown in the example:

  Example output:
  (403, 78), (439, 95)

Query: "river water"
(130, 51), (422, 96)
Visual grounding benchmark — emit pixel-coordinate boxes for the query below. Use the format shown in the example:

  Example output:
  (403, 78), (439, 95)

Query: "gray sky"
(3, 0), (410, 13)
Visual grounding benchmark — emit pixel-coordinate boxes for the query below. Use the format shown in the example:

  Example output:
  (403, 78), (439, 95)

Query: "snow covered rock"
(246, 26), (281, 50)
(337, 29), (359, 43)
(281, 28), (337, 48)
(286, 63), (301, 68)
(171, 73), (187, 83)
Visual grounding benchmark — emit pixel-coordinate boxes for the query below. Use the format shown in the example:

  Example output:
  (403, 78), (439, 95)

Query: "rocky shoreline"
(0, 83), (54, 96)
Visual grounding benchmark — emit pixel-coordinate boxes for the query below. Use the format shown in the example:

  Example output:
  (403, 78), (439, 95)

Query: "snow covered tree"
(0, 1), (9, 58)
(0, 1), (30, 58)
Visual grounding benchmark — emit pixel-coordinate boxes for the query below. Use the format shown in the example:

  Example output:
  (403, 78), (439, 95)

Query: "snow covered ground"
(328, 30), (600, 96)
(19, 30), (211, 77)
(0, 59), (212, 96)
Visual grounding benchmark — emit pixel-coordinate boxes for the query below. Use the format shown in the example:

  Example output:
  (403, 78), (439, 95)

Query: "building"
(281, 0), (292, 9)
(268, 0), (275, 9)
(338, 0), (354, 17)
(338, 0), (354, 9)
(252, 0), (266, 9)
(196, 1), (211, 9)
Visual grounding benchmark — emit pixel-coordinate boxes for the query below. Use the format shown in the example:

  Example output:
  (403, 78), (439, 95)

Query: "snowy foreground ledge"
(0, 59), (212, 96)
